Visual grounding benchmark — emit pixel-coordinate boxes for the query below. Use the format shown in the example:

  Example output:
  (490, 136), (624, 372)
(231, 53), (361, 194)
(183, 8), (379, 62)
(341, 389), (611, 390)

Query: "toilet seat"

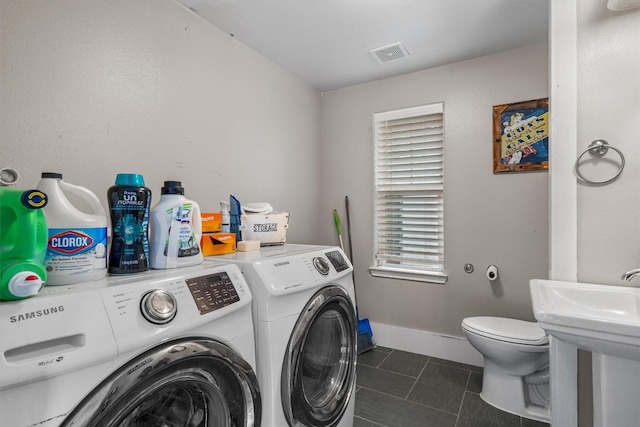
(462, 317), (548, 345)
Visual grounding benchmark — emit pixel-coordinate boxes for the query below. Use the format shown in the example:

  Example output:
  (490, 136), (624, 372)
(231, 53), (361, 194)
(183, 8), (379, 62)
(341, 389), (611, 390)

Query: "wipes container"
(240, 212), (289, 246)
(37, 172), (108, 285)
(0, 170), (48, 300)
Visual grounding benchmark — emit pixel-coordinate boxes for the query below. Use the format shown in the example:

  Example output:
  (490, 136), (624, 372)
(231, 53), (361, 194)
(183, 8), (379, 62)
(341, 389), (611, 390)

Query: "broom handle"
(345, 196), (354, 262)
(345, 196), (360, 318)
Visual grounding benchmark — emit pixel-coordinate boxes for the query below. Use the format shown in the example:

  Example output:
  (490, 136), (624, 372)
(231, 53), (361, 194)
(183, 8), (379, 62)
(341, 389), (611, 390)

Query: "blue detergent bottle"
(107, 174), (151, 274)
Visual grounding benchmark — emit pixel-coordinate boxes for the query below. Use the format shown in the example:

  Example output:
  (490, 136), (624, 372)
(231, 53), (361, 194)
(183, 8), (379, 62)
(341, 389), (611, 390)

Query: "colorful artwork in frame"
(492, 98), (549, 173)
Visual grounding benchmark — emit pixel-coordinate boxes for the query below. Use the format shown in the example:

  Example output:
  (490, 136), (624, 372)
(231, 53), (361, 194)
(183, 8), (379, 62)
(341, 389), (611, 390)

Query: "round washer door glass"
(282, 285), (357, 427)
(61, 338), (261, 427)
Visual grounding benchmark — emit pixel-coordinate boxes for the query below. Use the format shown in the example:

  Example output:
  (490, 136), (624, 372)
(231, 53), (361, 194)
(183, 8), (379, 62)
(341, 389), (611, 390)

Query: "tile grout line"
(356, 384), (462, 418)
(367, 365), (426, 380)
(454, 371), (471, 427)
(455, 391), (470, 427)
(356, 384), (415, 401)
(354, 415), (388, 427)
(459, 372), (471, 415)
(375, 348), (393, 368)
(402, 357), (430, 399)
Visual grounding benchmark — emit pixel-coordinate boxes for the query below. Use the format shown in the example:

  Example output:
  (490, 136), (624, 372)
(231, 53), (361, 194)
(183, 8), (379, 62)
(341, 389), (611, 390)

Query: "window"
(370, 103), (447, 284)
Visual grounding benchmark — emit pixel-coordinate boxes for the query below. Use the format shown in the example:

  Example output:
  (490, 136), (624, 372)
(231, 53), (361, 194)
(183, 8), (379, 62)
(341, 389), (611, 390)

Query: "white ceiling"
(176, 0), (549, 92)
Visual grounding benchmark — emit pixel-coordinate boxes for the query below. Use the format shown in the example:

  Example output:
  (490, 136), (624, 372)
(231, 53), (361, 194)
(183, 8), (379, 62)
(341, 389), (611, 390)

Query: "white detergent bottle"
(149, 181), (203, 269)
(36, 172), (108, 285)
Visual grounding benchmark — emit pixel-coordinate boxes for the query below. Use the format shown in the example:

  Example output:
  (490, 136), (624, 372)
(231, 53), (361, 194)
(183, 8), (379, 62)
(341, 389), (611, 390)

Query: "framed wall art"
(492, 98), (549, 173)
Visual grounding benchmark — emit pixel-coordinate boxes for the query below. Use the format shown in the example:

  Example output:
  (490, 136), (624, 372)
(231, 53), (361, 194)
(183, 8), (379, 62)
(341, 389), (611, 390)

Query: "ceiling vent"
(369, 42), (410, 64)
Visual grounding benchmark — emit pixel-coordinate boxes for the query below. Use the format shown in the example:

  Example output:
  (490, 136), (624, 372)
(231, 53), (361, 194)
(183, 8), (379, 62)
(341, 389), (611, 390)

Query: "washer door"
(61, 338), (261, 427)
(281, 285), (357, 427)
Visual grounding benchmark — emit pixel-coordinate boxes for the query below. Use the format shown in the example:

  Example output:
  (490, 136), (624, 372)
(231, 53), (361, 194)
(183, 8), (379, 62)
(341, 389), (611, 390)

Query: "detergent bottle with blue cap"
(107, 173), (151, 274)
(37, 172), (108, 285)
(0, 168), (48, 301)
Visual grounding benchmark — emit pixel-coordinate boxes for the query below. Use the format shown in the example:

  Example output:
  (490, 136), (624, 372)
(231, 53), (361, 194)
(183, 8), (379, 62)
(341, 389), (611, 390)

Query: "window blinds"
(373, 103), (444, 273)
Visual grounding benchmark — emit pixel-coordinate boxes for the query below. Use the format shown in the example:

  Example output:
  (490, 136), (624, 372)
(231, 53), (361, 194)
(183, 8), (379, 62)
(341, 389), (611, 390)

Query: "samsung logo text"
(274, 261), (290, 267)
(10, 306), (65, 323)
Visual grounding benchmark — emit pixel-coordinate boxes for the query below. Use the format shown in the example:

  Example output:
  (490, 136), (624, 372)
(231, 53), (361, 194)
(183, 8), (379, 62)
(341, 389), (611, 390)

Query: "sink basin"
(530, 279), (640, 361)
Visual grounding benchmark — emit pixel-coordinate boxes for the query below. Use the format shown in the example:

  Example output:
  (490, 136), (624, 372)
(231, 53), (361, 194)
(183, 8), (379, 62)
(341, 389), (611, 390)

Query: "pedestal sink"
(530, 279), (640, 427)
(530, 279), (640, 360)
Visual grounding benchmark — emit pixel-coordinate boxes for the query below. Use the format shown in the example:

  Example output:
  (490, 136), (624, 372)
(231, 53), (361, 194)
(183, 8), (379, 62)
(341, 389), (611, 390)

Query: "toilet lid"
(462, 317), (548, 345)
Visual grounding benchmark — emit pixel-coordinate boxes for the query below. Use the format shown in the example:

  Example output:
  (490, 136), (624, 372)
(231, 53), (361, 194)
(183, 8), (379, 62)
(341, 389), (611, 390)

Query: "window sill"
(369, 266), (448, 285)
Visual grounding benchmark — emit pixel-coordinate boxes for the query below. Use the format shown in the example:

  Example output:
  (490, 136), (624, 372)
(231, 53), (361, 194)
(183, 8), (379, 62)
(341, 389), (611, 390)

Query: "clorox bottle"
(0, 168), (48, 301)
(37, 172), (108, 285)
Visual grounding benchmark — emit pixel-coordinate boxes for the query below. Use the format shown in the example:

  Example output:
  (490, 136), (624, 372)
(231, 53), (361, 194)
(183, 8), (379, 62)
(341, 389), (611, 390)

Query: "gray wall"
(319, 43), (549, 338)
(0, 0), (322, 244)
(576, 1), (640, 284)
(2, 0), (552, 341)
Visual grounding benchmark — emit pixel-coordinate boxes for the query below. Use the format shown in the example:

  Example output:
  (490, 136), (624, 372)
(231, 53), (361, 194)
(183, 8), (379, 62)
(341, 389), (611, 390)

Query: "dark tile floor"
(354, 347), (550, 427)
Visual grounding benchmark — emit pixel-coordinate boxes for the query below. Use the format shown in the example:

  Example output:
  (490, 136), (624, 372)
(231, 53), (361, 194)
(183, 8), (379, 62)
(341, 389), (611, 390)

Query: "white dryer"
(0, 263), (261, 427)
(208, 244), (357, 427)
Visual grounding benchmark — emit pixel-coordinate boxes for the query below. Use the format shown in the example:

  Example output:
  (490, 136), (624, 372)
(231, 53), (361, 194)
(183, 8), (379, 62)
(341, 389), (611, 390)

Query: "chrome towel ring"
(575, 140), (625, 185)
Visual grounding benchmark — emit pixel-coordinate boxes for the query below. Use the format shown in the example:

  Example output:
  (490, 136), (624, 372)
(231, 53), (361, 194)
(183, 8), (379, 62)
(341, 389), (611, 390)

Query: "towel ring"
(575, 140), (625, 185)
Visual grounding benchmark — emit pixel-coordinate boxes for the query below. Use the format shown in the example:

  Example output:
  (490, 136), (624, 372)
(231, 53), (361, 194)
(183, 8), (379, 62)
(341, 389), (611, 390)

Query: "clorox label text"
(48, 230), (94, 254)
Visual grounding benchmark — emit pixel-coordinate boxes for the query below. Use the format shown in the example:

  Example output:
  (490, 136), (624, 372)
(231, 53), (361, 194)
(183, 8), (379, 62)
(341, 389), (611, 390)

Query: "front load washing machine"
(207, 244), (357, 427)
(0, 263), (261, 427)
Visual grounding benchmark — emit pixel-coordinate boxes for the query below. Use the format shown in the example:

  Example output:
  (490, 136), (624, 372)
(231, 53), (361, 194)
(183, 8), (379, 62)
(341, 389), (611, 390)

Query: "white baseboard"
(368, 322), (484, 367)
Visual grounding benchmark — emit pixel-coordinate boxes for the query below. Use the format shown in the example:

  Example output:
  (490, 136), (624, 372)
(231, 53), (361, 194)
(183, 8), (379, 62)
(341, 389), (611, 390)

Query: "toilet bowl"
(462, 316), (550, 423)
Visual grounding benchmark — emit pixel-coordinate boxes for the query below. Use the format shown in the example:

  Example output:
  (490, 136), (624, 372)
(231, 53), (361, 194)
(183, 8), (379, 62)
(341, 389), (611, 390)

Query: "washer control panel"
(185, 271), (240, 315)
(100, 263), (251, 350)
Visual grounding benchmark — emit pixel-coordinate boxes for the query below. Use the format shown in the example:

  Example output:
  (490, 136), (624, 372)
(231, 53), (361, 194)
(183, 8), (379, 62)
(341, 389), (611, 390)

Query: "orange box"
(201, 232), (236, 256)
(201, 212), (222, 233)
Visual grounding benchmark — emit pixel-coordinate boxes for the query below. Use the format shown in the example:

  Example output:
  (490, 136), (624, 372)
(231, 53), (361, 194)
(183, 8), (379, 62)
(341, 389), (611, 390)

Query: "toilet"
(462, 316), (550, 423)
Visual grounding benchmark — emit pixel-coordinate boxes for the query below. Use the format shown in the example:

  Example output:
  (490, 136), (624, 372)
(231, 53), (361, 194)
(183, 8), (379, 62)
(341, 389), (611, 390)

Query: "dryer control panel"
(246, 246), (353, 296)
(324, 250), (350, 272)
